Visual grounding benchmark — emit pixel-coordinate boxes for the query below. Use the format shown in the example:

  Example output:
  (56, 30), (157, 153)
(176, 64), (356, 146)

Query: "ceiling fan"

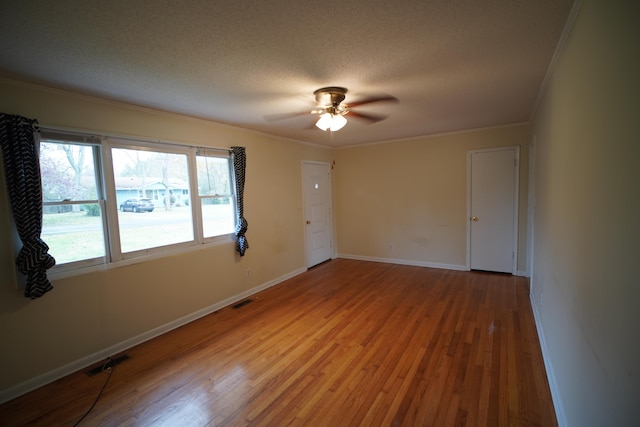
(267, 87), (398, 132)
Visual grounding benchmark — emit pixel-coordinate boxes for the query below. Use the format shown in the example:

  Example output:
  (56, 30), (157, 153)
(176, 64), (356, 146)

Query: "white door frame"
(466, 146), (519, 274)
(302, 160), (334, 268)
(527, 137), (537, 278)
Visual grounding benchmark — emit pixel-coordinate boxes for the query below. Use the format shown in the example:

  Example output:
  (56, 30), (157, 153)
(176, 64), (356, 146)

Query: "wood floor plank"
(0, 260), (557, 426)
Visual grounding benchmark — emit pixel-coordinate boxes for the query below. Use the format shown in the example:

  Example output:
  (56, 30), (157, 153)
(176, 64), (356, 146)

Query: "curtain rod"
(36, 124), (233, 153)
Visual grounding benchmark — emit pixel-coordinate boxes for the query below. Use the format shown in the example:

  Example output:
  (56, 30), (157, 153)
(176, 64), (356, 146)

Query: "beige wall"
(0, 79), (332, 397)
(0, 78), (534, 399)
(4, 3), (638, 424)
(334, 124), (530, 272)
(530, 0), (639, 425)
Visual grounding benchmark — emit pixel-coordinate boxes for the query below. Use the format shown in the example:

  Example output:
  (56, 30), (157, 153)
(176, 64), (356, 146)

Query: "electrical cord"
(72, 357), (114, 427)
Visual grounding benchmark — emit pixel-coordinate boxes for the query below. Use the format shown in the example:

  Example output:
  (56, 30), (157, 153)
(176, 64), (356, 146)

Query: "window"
(38, 131), (236, 272)
(112, 147), (193, 254)
(40, 134), (106, 268)
(197, 151), (236, 238)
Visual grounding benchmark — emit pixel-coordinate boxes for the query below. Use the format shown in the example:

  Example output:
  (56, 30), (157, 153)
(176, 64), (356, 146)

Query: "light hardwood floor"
(0, 259), (557, 426)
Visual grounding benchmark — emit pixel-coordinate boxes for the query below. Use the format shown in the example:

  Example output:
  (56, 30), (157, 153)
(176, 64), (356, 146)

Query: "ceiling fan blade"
(264, 110), (312, 122)
(347, 95), (398, 108)
(346, 110), (389, 123)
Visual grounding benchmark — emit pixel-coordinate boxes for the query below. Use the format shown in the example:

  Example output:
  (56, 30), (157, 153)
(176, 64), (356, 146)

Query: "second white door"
(468, 147), (519, 274)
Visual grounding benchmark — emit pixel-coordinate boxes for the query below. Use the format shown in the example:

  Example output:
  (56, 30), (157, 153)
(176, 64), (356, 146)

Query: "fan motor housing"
(314, 87), (347, 107)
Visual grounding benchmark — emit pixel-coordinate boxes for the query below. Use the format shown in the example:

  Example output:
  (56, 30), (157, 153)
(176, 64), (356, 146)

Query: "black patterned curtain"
(231, 146), (248, 256)
(0, 113), (55, 298)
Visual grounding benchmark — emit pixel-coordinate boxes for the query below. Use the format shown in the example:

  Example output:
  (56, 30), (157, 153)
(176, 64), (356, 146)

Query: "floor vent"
(86, 354), (130, 377)
(232, 299), (254, 309)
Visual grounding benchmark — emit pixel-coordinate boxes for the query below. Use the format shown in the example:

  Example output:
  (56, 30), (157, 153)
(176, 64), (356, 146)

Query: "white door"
(468, 147), (519, 274)
(302, 161), (333, 268)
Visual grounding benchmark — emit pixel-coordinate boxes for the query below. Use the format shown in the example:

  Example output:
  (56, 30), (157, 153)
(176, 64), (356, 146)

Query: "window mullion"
(93, 144), (111, 264)
(188, 147), (204, 244)
(101, 140), (123, 262)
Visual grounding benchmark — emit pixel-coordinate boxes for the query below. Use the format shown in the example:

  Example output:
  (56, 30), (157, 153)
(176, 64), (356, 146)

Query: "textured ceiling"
(0, 0), (574, 147)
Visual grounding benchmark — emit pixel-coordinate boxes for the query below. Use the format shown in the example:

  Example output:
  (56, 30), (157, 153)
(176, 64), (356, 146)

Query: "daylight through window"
(197, 151), (235, 238)
(39, 131), (236, 272)
(112, 147), (194, 254)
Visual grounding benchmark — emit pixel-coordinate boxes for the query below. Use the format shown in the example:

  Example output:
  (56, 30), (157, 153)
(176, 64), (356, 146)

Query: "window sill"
(48, 235), (235, 282)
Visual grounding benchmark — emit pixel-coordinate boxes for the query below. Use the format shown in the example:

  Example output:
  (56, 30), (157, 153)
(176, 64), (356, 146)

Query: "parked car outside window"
(120, 198), (155, 212)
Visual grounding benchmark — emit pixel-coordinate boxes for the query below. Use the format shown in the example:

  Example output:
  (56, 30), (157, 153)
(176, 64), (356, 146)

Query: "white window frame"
(39, 129), (236, 277)
(40, 132), (108, 270)
(105, 139), (200, 262)
(196, 148), (237, 243)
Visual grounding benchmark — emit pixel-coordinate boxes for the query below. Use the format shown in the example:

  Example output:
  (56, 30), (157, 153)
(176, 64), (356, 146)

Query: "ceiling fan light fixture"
(315, 113), (347, 132)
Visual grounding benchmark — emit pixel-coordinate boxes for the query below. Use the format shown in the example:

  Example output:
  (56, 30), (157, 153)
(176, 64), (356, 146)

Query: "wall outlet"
(389, 244), (394, 252)
(246, 268), (252, 277)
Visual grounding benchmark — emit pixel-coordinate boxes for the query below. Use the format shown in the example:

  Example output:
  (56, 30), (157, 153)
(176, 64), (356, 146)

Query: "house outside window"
(111, 147), (194, 254)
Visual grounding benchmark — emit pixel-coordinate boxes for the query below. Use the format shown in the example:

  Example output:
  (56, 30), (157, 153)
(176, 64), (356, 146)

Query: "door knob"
(471, 216), (478, 222)
(306, 220), (311, 224)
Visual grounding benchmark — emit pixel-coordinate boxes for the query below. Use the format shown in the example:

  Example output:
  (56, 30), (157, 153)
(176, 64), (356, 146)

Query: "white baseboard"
(337, 253), (467, 271)
(338, 254), (530, 277)
(529, 292), (568, 427)
(0, 267), (307, 405)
